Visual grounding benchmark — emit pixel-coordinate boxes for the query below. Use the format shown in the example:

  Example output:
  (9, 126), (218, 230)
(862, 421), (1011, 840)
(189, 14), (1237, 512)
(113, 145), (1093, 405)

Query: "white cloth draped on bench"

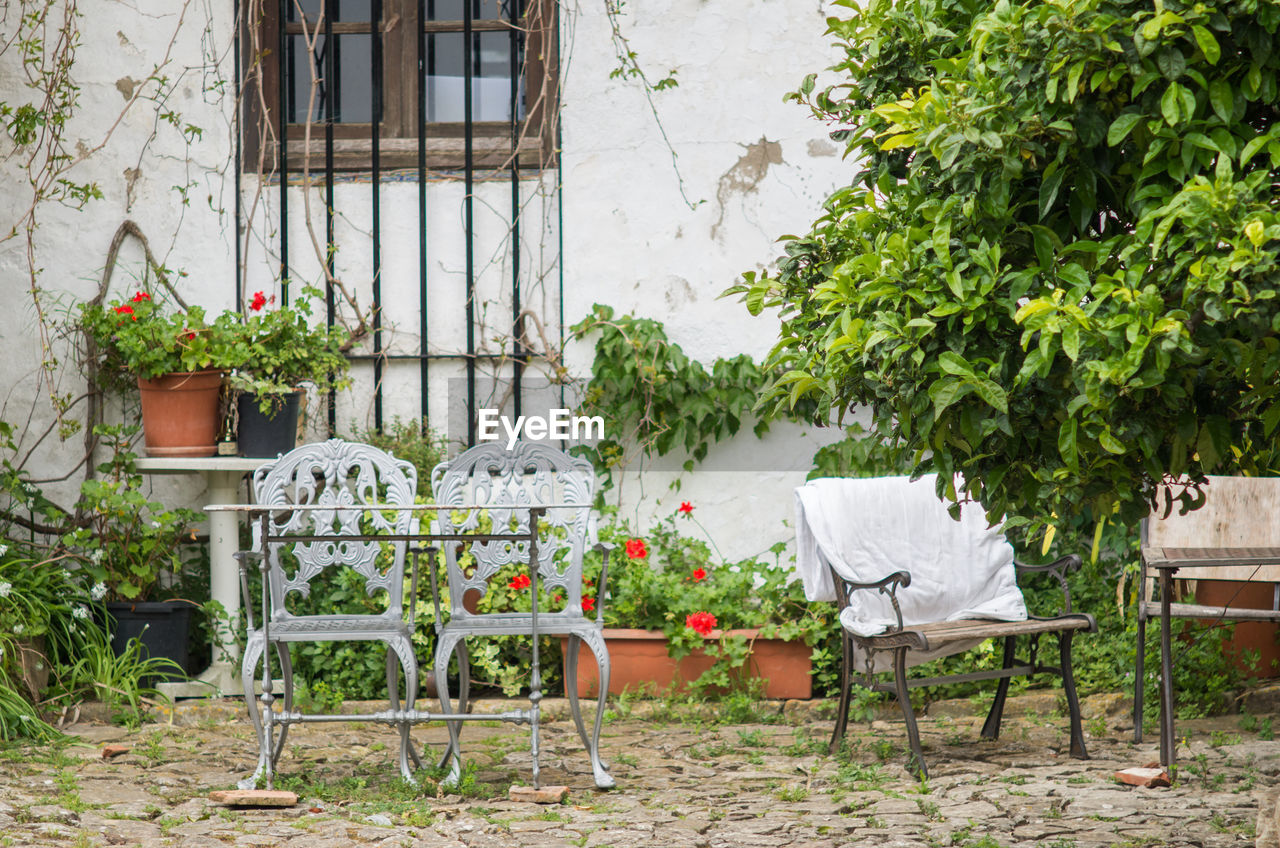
(794, 475), (1027, 671)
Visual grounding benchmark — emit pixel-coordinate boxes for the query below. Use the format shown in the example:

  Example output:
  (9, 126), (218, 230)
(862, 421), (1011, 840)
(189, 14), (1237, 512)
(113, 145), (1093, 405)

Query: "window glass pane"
(289, 0), (372, 21)
(427, 0), (510, 21)
(287, 32), (322, 123)
(333, 34), (374, 122)
(288, 32), (378, 124)
(336, 0), (372, 21)
(426, 31), (523, 122)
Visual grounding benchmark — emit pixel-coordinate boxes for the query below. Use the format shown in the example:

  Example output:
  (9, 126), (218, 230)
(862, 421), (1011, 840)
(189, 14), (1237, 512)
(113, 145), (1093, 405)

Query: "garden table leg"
(1158, 567), (1177, 771)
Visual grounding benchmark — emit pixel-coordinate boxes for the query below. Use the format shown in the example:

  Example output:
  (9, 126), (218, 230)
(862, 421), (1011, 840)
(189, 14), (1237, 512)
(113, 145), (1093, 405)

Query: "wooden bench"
(829, 561), (1097, 779)
(1135, 476), (1280, 744)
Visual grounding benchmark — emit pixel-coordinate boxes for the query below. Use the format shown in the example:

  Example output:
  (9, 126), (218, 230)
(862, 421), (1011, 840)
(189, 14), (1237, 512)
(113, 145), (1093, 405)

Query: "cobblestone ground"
(0, 691), (1271, 847)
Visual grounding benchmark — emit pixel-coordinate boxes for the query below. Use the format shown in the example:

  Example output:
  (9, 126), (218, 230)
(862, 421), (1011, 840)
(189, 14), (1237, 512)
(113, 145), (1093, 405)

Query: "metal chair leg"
(981, 636), (1017, 740)
(273, 642), (293, 766)
(434, 632), (465, 785)
(1060, 630), (1088, 759)
(238, 636), (269, 791)
(893, 647), (927, 781)
(574, 629), (614, 789)
(829, 632), (854, 755)
(386, 638), (423, 784)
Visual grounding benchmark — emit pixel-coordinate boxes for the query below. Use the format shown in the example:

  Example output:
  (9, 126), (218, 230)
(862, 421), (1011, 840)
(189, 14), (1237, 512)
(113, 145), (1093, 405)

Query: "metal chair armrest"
(830, 567), (911, 633)
(1014, 553), (1082, 614)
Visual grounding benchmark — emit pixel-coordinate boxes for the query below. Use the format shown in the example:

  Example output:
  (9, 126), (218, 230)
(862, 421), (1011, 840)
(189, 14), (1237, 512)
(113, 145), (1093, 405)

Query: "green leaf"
(1039, 166), (1064, 220)
(938, 351), (973, 376)
(1209, 78), (1235, 123)
(1099, 429), (1125, 454)
(972, 378), (1008, 414)
(1246, 219), (1266, 247)
(1062, 322), (1081, 361)
(1192, 26), (1220, 64)
(1241, 133), (1270, 166)
(1107, 112), (1143, 146)
(1161, 82), (1182, 125)
(1058, 419), (1079, 468)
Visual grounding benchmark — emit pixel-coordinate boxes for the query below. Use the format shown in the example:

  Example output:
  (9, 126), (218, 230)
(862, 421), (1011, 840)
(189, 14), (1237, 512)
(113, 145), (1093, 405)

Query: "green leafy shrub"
(733, 0), (1280, 535)
(61, 425), (204, 602)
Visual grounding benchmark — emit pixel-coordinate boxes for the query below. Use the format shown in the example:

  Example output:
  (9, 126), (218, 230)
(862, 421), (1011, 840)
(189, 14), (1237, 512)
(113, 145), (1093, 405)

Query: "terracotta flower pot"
(1194, 579), (1280, 679)
(136, 370), (223, 457)
(560, 627), (812, 699)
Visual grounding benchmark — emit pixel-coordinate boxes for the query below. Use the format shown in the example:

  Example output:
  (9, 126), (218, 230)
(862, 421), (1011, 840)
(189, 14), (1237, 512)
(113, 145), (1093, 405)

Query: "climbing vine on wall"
(571, 304), (820, 483)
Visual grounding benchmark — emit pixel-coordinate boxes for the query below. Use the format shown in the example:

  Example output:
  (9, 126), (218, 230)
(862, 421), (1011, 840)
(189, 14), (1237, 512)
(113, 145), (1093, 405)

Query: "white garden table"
(136, 456), (264, 697)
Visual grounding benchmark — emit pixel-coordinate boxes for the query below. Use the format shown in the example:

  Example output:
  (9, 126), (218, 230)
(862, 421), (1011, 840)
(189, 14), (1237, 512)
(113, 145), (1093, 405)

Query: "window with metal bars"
(240, 0), (557, 171)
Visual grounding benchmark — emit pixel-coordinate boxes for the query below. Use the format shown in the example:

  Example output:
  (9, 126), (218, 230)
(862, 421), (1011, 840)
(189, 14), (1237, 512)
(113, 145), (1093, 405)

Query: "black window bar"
(235, 0), (557, 443)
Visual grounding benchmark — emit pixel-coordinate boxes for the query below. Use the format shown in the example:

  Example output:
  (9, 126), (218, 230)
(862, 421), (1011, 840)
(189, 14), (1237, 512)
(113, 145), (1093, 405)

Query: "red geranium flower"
(130, 291), (151, 303)
(113, 304), (136, 320)
(677, 501), (694, 515)
(691, 567), (706, 582)
(508, 573), (531, 590)
(182, 329), (197, 341)
(582, 595), (596, 613)
(686, 611), (717, 636)
(624, 538), (648, 559)
(250, 290), (268, 312)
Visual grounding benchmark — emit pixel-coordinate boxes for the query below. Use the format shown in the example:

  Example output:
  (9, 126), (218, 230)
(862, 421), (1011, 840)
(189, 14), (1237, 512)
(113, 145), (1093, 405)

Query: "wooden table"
(1141, 546), (1280, 769)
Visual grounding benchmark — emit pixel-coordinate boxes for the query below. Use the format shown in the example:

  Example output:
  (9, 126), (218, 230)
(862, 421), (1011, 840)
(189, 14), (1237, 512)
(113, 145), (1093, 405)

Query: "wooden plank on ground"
(208, 789), (298, 807)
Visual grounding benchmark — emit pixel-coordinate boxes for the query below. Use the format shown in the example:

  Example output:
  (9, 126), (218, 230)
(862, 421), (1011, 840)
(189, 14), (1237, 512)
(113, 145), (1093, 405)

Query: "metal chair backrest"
(430, 441), (595, 617)
(252, 439), (418, 620)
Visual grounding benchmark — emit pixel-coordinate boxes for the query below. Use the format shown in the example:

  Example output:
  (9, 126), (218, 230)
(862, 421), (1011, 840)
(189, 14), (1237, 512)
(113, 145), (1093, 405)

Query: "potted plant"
(474, 502), (831, 699)
(80, 290), (233, 457)
(222, 287), (351, 457)
(60, 425), (205, 679)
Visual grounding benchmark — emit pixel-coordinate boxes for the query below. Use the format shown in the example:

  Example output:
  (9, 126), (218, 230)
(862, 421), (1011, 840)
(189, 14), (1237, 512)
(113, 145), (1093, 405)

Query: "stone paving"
(0, 690), (1273, 847)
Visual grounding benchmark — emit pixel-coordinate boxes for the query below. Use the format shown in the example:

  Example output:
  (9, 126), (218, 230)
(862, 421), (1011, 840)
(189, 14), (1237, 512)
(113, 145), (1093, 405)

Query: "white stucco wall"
(0, 0), (848, 561)
(558, 0), (847, 560)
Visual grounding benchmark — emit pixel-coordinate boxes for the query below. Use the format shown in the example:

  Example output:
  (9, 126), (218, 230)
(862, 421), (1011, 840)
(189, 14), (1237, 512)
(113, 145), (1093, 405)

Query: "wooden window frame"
(240, 0), (558, 173)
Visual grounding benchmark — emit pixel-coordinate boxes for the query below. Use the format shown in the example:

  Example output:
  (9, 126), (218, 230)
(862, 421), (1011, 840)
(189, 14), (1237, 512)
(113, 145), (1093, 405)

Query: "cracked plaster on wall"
(710, 136), (783, 240)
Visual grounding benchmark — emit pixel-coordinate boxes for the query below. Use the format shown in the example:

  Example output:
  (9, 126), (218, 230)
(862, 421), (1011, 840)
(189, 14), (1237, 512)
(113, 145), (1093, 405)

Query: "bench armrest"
(830, 568), (912, 633)
(1014, 553), (1082, 615)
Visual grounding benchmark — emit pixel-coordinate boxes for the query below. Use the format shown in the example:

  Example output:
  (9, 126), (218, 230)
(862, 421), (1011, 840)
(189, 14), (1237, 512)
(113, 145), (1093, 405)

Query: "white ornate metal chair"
(237, 439), (423, 788)
(429, 441), (616, 789)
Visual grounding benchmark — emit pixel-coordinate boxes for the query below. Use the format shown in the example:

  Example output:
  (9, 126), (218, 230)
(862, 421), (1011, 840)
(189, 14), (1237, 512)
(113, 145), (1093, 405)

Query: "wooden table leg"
(1158, 567), (1177, 771)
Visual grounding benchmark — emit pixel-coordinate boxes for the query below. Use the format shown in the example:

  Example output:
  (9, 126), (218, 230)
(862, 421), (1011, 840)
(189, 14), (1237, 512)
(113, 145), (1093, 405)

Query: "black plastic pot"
(237, 391), (301, 458)
(103, 600), (197, 684)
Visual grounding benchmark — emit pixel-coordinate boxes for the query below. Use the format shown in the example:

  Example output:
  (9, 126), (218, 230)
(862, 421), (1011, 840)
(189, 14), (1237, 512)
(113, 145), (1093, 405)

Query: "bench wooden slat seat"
(855, 613), (1096, 654)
